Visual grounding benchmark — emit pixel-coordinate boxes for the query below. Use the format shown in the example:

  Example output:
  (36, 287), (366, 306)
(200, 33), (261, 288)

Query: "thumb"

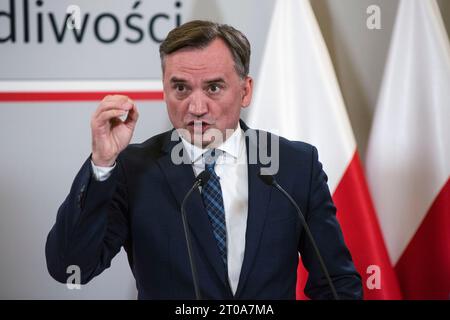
(125, 103), (139, 127)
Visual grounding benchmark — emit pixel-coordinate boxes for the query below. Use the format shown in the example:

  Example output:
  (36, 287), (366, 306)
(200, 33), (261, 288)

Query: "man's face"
(163, 38), (253, 148)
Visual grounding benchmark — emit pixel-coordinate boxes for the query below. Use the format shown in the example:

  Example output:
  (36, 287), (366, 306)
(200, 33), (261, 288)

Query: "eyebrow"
(204, 78), (226, 85)
(169, 77), (226, 84)
(169, 77), (188, 83)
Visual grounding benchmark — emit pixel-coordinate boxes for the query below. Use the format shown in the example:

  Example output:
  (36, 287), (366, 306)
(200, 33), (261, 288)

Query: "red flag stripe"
(334, 152), (402, 299)
(296, 151), (402, 299)
(394, 178), (450, 299)
(0, 91), (164, 102)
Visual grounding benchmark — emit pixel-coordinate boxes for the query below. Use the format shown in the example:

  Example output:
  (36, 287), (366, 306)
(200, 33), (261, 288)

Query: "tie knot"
(204, 149), (221, 171)
(205, 163), (215, 175)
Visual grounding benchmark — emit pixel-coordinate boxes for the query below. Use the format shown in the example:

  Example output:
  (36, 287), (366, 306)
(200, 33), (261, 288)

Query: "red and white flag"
(366, 0), (450, 299)
(246, 0), (402, 299)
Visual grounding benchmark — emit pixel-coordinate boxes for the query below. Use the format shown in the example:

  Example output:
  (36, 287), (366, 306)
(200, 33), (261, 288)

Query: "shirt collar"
(180, 122), (244, 164)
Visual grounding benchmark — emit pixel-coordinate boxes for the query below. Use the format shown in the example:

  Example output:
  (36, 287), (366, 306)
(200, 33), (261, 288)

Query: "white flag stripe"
(0, 80), (163, 92)
(247, 0), (355, 193)
(366, 0), (450, 264)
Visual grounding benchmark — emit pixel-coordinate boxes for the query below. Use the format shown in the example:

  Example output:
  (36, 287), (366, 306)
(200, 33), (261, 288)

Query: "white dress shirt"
(91, 123), (249, 295)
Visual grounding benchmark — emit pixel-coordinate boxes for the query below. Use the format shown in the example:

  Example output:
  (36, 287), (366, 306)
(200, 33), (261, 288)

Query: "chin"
(195, 136), (215, 148)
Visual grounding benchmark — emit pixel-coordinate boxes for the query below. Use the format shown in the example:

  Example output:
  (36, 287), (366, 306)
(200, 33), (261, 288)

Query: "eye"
(208, 84), (222, 94)
(175, 84), (186, 92)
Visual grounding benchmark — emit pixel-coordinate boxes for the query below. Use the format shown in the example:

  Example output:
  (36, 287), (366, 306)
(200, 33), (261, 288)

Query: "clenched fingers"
(94, 95), (135, 117)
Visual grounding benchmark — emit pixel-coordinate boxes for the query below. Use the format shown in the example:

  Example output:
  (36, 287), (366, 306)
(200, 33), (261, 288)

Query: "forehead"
(163, 38), (237, 80)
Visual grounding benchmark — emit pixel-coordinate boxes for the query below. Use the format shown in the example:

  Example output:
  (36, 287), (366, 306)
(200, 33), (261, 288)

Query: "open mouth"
(187, 121), (212, 133)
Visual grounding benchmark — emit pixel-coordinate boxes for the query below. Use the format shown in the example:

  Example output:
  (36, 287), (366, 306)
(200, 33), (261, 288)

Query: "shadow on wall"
(437, 0), (450, 37)
(189, 0), (224, 22)
(310, 0), (400, 162)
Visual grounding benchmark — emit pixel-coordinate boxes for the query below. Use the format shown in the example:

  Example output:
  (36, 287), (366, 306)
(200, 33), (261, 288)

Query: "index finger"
(95, 95), (135, 115)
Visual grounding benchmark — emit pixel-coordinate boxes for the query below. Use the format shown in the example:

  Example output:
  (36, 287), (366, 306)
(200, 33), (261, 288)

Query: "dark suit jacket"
(46, 121), (362, 299)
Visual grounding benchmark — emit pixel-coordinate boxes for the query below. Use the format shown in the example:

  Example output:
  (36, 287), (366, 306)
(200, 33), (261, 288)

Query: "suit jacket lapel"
(156, 130), (230, 290)
(235, 121), (273, 298)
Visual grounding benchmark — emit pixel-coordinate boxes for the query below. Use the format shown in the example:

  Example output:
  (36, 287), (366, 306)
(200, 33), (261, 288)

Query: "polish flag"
(366, 0), (450, 299)
(245, 0), (402, 299)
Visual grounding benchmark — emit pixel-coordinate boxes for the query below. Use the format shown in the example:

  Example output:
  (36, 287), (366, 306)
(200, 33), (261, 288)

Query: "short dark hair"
(159, 20), (251, 78)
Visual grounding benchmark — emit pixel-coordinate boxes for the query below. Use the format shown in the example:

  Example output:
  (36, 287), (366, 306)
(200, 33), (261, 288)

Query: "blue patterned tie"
(201, 149), (227, 266)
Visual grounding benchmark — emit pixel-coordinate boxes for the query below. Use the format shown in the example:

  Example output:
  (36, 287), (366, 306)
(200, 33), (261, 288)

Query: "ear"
(241, 76), (253, 109)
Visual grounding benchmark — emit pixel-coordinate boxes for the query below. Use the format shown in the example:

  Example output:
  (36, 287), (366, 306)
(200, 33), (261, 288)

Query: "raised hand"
(91, 95), (139, 167)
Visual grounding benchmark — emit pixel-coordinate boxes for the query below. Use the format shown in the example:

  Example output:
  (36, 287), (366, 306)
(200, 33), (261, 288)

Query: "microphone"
(180, 170), (211, 300)
(258, 173), (339, 300)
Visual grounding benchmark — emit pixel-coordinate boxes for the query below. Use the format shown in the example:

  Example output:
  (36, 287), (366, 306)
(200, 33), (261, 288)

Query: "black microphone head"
(258, 172), (275, 186)
(196, 170), (211, 186)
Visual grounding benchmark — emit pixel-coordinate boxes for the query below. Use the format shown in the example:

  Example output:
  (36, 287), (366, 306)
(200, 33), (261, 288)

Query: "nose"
(187, 92), (208, 118)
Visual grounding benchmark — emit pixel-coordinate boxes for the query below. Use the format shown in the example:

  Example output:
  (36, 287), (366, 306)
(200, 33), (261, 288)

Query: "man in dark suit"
(46, 20), (362, 299)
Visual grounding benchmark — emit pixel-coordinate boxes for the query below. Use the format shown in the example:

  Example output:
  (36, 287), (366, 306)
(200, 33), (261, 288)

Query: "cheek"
(227, 95), (244, 118)
(213, 95), (240, 119)
(166, 101), (184, 126)
(167, 98), (187, 116)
